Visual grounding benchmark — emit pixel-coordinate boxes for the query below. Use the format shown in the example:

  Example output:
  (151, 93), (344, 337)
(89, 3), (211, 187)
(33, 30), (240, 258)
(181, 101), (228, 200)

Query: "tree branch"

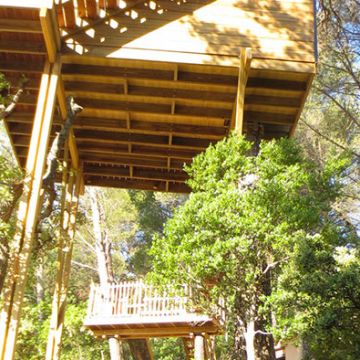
(0, 75), (28, 120)
(300, 119), (360, 158)
(71, 260), (97, 272)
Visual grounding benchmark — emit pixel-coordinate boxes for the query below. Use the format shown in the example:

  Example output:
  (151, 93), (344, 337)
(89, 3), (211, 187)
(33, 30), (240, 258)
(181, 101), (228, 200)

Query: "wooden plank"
(62, 0), (76, 29)
(0, 18), (42, 32)
(231, 48), (252, 133)
(46, 164), (75, 360)
(56, 1), (65, 27)
(82, 153), (187, 170)
(73, 128), (212, 151)
(64, 80), (236, 103)
(61, 54), (238, 75)
(0, 58), (44, 73)
(46, 166), (82, 360)
(0, 60), (59, 360)
(70, 116), (227, 139)
(40, 6), (58, 63)
(66, 90), (233, 110)
(290, 73), (315, 136)
(13, 138), (200, 160)
(74, 97), (232, 119)
(0, 0), (52, 8)
(77, 0), (86, 18)
(62, 74), (237, 94)
(62, 0), (144, 39)
(87, 324), (219, 337)
(0, 38), (46, 55)
(83, 164), (188, 182)
(107, 0), (118, 9)
(85, 0), (98, 19)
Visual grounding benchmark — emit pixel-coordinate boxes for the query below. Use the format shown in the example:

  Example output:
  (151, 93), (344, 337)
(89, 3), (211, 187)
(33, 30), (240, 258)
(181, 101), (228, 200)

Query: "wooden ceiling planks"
(0, 1), (316, 193)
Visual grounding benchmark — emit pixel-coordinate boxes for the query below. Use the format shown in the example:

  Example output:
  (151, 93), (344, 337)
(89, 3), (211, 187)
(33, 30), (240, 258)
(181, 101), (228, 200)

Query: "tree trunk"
(0, 182), (23, 294)
(244, 317), (256, 360)
(0, 236), (9, 296)
(194, 335), (205, 360)
(89, 188), (152, 360)
(233, 294), (248, 359)
(109, 338), (123, 360)
(127, 339), (153, 360)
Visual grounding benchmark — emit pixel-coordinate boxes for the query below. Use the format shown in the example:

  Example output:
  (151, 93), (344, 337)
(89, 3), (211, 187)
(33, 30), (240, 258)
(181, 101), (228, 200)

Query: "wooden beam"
(289, 73), (315, 136)
(0, 60), (59, 360)
(40, 6), (58, 63)
(73, 129), (211, 151)
(85, 0), (98, 19)
(62, 0), (144, 39)
(231, 48), (252, 134)
(83, 164), (188, 183)
(85, 177), (191, 193)
(62, 0), (76, 29)
(13, 138), (199, 160)
(46, 165), (82, 360)
(0, 19), (42, 33)
(0, 59), (44, 73)
(0, 0), (52, 8)
(0, 39), (46, 55)
(88, 324), (219, 338)
(39, 1), (81, 171)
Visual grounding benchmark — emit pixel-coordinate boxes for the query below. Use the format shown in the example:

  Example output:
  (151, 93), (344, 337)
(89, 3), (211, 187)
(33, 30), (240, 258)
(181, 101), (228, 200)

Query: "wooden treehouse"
(85, 281), (223, 358)
(0, 0), (316, 359)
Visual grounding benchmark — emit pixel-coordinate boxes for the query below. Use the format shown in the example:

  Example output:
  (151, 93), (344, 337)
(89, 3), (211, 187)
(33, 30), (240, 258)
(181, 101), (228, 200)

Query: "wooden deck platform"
(84, 282), (223, 339)
(0, 0), (316, 192)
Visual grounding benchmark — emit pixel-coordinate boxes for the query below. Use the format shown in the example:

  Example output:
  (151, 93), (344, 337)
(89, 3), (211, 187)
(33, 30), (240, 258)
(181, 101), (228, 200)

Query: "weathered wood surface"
(58, 0), (316, 67)
(84, 281), (223, 339)
(0, 1), (315, 191)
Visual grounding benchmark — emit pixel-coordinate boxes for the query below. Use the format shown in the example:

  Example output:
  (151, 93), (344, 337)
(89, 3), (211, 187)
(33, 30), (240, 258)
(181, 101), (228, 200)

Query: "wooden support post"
(0, 60), (59, 360)
(231, 48), (252, 134)
(194, 335), (205, 360)
(46, 164), (82, 360)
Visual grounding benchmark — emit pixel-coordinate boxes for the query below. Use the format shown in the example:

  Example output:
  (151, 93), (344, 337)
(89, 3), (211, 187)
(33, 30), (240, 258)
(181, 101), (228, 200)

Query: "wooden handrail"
(86, 281), (191, 319)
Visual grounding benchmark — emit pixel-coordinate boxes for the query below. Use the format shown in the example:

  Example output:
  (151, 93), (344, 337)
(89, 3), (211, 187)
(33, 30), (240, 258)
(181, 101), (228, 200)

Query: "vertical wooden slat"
(40, 7), (58, 64)
(231, 48), (252, 134)
(56, 2), (65, 28)
(77, 0), (87, 18)
(107, 0), (118, 9)
(86, 0), (98, 19)
(63, 0), (76, 29)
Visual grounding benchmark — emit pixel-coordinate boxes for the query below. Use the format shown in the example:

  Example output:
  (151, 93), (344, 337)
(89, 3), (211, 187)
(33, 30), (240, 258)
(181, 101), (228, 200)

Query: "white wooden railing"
(86, 280), (193, 319)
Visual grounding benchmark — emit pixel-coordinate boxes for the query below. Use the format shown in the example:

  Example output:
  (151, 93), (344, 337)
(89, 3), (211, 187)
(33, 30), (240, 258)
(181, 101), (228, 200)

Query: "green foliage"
(150, 133), (356, 356)
(268, 235), (360, 358)
(16, 296), (108, 360)
(151, 338), (185, 360)
(0, 72), (10, 105)
(0, 145), (22, 244)
(128, 191), (184, 275)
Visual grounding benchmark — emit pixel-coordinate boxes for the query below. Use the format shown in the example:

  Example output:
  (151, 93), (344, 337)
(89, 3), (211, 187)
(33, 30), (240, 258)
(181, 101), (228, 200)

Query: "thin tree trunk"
(89, 188), (153, 360)
(109, 338), (122, 360)
(0, 182), (23, 294)
(233, 293), (247, 359)
(89, 188), (120, 359)
(244, 315), (256, 360)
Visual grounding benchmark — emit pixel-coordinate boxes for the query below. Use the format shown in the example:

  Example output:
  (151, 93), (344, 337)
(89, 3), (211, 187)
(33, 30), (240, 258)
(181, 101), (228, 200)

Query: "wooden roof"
(0, 0), (316, 193)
